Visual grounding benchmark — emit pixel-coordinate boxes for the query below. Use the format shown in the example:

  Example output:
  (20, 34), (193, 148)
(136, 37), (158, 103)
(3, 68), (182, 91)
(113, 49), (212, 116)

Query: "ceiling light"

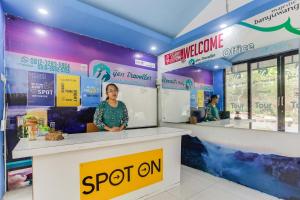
(150, 46), (157, 51)
(222, 27), (233, 37)
(134, 53), (142, 58)
(214, 65), (219, 69)
(38, 8), (49, 15)
(35, 28), (47, 36)
(220, 24), (227, 29)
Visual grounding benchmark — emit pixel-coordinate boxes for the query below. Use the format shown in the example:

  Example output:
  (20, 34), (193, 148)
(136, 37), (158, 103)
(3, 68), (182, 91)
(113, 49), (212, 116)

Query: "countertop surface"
(198, 119), (253, 128)
(13, 127), (191, 158)
(162, 122), (300, 157)
(198, 119), (282, 132)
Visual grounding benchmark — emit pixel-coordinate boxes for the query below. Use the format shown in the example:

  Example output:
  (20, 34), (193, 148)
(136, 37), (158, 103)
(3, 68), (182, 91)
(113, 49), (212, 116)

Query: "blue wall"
(0, 1), (5, 199)
(213, 70), (224, 111)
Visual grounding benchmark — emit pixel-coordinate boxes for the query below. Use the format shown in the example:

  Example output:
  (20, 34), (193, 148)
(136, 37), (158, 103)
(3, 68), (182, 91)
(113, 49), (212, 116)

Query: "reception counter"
(162, 120), (300, 200)
(162, 120), (300, 157)
(13, 127), (191, 200)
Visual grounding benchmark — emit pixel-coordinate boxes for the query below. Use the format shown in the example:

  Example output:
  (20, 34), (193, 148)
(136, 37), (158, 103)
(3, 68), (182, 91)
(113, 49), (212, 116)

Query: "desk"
(13, 127), (191, 200)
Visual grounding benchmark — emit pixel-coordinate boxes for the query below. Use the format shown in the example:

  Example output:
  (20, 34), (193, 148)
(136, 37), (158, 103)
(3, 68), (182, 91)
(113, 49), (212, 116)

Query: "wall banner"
(6, 51), (88, 76)
(89, 60), (157, 88)
(162, 73), (194, 90)
(159, 0), (300, 72)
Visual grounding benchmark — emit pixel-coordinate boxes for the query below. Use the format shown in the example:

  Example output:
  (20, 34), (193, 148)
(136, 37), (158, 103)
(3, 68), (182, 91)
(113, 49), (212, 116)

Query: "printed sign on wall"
(197, 90), (204, 108)
(81, 77), (101, 107)
(27, 71), (55, 106)
(190, 89), (197, 108)
(162, 73), (194, 90)
(80, 149), (163, 200)
(6, 51), (88, 76)
(6, 68), (28, 106)
(89, 60), (157, 88)
(159, 0), (300, 72)
(56, 74), (80, 107)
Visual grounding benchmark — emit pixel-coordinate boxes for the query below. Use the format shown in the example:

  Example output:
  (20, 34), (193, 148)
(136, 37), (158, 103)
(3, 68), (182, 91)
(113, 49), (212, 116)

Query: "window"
(225, 51), (299, 133)
(225, 64), (248, 119)
(251, 59), (278, 131)
(285, 55), (299, 132)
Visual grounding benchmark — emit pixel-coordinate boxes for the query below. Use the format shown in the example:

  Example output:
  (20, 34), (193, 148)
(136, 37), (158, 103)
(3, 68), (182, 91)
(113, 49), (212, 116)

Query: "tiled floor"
(3, 186), (32, 200)
(4, 165), (280, 200)
(146, 165), (280, 200)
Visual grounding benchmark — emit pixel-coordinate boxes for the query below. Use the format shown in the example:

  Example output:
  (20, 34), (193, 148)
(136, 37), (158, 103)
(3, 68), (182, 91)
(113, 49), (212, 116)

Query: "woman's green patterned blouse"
(93, 101), (129, 131)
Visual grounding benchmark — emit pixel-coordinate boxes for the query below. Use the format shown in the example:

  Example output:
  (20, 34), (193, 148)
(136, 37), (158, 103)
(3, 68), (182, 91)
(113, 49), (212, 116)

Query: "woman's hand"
(107, 125), (125, 132)
(119, 125), (126, 131)
(109, 127), (121, 132)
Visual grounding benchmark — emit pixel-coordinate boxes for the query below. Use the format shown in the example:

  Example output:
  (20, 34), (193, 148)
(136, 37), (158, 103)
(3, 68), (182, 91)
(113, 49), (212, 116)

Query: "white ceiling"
(177, 0), (253, 37)
(80, 0), (212, 37)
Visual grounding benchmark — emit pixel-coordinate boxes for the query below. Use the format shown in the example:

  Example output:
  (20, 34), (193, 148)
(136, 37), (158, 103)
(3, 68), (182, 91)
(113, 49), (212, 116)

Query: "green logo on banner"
(189, 59), (196, 65)
(184, 79), (193, 90)
(93, 63), (111, 82)
(239, 18), (300, 35)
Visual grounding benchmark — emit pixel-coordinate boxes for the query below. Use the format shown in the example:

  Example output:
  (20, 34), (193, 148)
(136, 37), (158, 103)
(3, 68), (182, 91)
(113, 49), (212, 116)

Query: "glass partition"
(225, 63), (248, 119)
(161, 29), (299, 134)
(251, 59), (278, 131)
(285, 54), (299, 132)
(224, 51), (299, 133)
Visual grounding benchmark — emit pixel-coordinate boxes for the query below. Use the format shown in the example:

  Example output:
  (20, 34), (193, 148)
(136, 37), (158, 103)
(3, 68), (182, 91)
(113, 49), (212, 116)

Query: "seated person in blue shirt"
(205, 95), (220, 121)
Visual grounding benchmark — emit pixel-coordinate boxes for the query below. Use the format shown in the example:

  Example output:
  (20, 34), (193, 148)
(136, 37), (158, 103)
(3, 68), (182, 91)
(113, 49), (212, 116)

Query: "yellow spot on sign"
(80, 149), (163, 200)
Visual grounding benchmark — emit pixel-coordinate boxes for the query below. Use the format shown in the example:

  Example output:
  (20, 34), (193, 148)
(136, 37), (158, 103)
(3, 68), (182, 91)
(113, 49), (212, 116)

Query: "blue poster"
(81, 77), (101, 107)
(190, 89), (197, 108)
(27, 71), (55, 106)
(204, 91), (213, 107)
(6, 68), (28, 94)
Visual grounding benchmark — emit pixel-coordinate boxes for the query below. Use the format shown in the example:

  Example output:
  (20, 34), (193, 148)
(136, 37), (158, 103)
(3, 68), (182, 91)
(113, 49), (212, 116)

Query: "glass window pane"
(226, 63), (248, 119)
(285, 56), (299, 133)
(293, 55), (299, 63)
(251, 59), (278, 131)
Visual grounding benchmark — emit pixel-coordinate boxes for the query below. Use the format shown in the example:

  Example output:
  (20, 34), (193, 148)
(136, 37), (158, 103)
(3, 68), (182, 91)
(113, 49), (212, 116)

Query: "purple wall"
(166, 66), (213, 85)
(0, 3), (4, 199)
(5, 15), (157, 71)
(4, 15), (158, 192)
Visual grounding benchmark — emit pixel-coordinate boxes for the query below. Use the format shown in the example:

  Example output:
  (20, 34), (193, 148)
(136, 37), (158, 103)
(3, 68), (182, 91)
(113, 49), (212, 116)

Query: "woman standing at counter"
(205, 95), (220, 121)
(93, 83), (129, 132)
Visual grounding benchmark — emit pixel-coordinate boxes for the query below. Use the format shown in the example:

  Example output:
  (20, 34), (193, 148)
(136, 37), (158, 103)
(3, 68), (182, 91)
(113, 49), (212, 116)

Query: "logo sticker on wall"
(92, 63), (111, 82)
(258, 68), (269, 76)
(184, 79), (194, 90)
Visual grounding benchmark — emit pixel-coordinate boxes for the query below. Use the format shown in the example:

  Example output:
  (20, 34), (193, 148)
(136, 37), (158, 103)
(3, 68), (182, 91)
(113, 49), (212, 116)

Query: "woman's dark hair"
(208, 94), (218, 103)
(105, 83), (119, 100)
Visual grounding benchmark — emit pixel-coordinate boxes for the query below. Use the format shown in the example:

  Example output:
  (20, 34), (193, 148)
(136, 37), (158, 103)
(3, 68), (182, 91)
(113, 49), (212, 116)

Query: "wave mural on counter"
(181, 135), (300, 200)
